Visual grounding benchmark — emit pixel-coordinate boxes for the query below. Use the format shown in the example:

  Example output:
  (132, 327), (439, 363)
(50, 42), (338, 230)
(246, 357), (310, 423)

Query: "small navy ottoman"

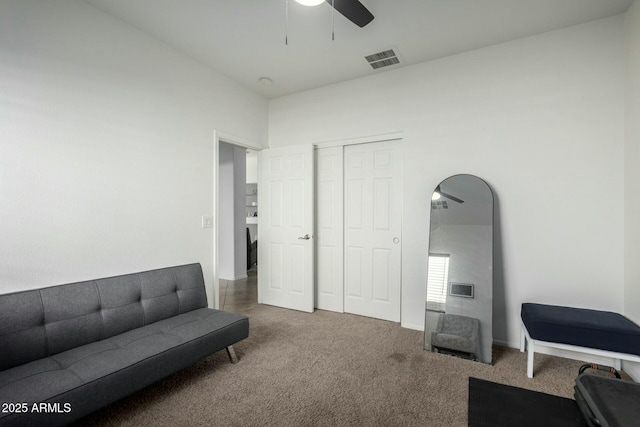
(520, 303), (640, 378)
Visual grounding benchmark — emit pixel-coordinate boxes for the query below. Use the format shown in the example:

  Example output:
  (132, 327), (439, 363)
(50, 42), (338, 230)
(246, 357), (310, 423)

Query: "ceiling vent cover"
(365, 49), (401, 70)
(431, 201), (449, 210)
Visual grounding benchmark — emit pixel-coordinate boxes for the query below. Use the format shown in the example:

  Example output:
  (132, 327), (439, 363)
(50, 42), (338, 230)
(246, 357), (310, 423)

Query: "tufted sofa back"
(0, 263), (208, 371)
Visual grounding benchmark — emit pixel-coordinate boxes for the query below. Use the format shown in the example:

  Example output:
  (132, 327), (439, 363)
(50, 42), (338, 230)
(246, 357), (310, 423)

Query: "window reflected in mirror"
(426, 254), (449, 312)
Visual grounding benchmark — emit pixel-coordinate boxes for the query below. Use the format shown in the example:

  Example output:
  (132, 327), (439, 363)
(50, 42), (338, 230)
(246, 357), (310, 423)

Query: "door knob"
(393, 237), (400, 244)
(298, 234), (311, 240)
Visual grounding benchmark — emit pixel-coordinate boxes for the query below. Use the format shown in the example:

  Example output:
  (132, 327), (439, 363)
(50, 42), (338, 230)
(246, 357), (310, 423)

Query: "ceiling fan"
(295, 0), (374, 28)
(325, 0), (374, 28)
(432, 185), (465, 203)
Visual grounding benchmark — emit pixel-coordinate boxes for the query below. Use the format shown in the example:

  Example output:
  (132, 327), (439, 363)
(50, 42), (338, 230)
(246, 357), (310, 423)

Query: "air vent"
(431, 200), (448, 210)
(365, 48), (401, 70)
(370, 57), (400, 69)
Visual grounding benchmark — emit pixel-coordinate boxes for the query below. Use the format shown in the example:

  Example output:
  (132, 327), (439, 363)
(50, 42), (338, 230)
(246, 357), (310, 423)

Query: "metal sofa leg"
(226, 345), (239, 364)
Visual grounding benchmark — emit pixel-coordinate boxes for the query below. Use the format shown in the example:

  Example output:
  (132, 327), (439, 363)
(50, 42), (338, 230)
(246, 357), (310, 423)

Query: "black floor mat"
(468, 377), (587, 427)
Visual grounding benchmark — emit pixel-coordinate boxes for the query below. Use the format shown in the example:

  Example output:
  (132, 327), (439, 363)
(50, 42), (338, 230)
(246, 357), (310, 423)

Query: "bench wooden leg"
(226, 345), (238, 364)
(520, 324), (526, 352)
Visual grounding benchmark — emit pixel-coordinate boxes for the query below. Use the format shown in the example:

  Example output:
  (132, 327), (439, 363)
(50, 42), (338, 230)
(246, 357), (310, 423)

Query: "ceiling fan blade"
(325, 0), (374, 28)
(440, 191), (464, 204)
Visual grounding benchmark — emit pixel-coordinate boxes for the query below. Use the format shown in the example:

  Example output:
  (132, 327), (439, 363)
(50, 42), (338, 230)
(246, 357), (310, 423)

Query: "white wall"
(233, 146), (248, 276)
(245, 151), (259, 243)
(218, 142), (248, 280)
(219, 143), (234, 280)
(625, 1), (640, 323)
(269, 17), (626, 344)
(0, 0), (267, 306)
(624, 0), (640, 378)
(246, 150), (259, 184)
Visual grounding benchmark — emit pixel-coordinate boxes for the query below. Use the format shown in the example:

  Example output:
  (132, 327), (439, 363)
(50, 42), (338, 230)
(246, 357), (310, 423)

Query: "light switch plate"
(202, 216), (213, 228)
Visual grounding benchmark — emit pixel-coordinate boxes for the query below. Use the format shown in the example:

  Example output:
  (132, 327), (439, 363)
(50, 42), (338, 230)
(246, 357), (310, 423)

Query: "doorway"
(214, 131), (260, 313)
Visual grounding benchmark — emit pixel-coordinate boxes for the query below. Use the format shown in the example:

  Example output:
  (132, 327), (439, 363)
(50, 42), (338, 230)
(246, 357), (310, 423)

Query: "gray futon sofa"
(0, 263), (249, 426)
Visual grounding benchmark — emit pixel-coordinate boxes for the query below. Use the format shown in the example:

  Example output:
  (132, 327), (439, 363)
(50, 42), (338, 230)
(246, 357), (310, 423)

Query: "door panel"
(373, 178), (391, 229)
(315, 146), (344, 312)
(345, 245), (363, 298)
(373, 248), (391, 301)
(344, 140), (402, 322)
(259, 145), (314, 313)
(346, 179), (364, 229)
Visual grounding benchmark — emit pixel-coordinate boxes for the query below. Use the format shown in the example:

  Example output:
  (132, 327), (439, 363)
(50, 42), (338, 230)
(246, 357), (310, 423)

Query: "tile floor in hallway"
(220, 266), (258, 313)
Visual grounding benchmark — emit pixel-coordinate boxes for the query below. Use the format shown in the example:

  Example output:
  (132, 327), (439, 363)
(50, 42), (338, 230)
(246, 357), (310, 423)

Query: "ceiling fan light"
(295, 0), (325, 6)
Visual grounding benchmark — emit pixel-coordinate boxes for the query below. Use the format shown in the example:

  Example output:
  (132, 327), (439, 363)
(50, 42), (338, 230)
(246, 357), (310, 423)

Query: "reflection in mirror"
(424, 174), (493, 364)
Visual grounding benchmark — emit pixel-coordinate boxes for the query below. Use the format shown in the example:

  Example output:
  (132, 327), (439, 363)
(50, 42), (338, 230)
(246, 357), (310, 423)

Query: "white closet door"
(315, 146), (344, 312)
(344, 140), (402, 322)
(259, 144), (315, 313)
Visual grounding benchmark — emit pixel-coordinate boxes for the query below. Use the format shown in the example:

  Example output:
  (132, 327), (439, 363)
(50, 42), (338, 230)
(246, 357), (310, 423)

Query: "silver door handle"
(298, 234), (311, 240)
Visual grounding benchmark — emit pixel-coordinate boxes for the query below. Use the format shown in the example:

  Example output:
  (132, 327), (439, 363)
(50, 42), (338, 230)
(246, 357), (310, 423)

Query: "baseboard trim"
(219, 274), (249, 281)
(401, 322), (424, 331)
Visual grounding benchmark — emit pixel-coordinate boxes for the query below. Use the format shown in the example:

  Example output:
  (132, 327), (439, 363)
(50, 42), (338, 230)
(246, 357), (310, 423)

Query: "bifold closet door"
(343, 140), (402, 322)
(315, 146), (344, 312)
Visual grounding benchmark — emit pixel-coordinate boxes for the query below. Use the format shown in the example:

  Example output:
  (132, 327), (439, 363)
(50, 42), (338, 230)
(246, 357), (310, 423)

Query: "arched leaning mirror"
(424, 174), (494, 364)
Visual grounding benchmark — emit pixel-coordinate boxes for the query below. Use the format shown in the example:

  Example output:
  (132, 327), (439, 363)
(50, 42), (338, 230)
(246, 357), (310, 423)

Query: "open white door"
(258, 144), (315, 313)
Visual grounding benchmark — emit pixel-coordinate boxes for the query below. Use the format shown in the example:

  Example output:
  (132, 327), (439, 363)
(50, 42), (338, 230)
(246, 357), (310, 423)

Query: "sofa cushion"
(0, 308), (246, 406)
(0, 291), (47, 371)
(0, 263), (208, 371)
(96, 274), (145, 338)
(41, 281), (104, 356)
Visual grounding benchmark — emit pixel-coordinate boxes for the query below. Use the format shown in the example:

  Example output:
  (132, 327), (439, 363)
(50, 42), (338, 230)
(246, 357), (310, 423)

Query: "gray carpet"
(76, 304), (588, 426)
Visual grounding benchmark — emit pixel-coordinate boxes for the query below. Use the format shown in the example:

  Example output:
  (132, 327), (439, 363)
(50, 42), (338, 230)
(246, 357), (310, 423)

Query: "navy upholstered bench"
(520, 303), (640, 378)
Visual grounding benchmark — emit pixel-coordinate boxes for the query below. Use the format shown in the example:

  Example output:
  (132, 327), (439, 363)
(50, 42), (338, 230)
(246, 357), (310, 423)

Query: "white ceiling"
(84, 0), (633, 98)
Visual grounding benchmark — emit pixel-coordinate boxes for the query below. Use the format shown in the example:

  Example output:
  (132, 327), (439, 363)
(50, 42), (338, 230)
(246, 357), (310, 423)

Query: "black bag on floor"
(574, 364), (640, 427)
